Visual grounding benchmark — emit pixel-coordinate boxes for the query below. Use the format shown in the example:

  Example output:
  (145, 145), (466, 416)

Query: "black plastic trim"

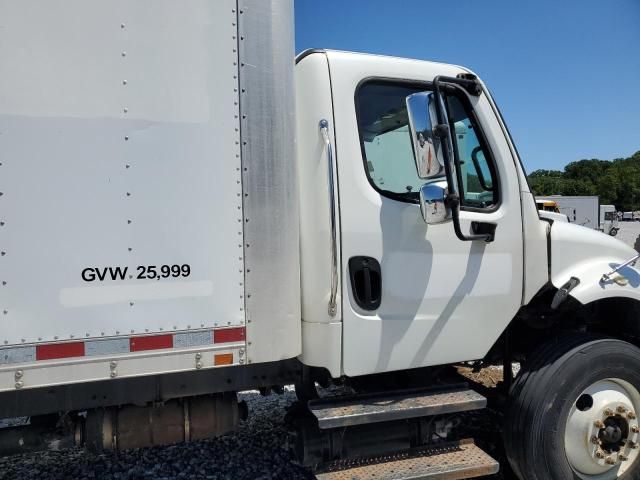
(348, 256), (382, 311)
(295, 48), (326, 64)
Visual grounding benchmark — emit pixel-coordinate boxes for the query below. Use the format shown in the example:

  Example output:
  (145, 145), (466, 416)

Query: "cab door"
(326, 52), (524, 376)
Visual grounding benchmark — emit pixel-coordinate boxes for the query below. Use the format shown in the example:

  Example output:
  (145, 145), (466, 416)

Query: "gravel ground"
(2, 222), (640, 480)
(613, 220), (640, 250)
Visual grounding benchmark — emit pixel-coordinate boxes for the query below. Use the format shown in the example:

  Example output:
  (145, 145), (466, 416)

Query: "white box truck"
(537, 195), (600, 229)
(2, 2), (640, 479)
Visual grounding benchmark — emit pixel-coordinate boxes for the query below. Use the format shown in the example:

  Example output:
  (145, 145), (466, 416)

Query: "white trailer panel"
(536, 196), (599, 229)
(0, 0), (246, 346)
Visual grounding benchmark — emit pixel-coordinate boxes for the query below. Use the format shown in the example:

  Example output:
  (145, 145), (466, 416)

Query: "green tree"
(527, 152), (640, 210)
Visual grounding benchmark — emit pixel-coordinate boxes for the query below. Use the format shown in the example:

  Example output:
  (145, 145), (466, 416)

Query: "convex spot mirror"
(406, 92), (445, 179)
(419, 182), (451, 225)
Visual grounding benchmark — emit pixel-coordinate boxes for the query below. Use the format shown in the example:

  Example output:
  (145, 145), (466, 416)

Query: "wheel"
(610, 228), (619, 237)
(505, 334), (640, 480)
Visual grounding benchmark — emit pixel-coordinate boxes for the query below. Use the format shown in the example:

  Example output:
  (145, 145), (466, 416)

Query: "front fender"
(550, 221), (639, 304)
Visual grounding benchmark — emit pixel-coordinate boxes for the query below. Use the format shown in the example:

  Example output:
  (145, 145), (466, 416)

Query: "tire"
(505, 334), (640, 480)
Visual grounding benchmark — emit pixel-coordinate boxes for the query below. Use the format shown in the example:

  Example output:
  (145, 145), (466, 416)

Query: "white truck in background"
(2, 2), (640, 479)
(537, 195), (600, 228)
(600, 204), (620, 236)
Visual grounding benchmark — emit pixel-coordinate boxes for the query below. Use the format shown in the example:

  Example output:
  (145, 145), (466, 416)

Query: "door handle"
(348, 257), (382, 311)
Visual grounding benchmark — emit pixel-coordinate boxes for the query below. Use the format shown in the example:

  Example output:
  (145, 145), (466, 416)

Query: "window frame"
(445, 87), (502, 213)
(354, 77), (501, 212)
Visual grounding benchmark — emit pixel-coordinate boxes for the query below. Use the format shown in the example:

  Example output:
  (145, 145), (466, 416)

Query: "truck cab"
(296, 50), (546, 378)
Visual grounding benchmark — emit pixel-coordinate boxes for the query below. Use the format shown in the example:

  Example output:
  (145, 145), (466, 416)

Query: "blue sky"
(294, 0), (640, 173)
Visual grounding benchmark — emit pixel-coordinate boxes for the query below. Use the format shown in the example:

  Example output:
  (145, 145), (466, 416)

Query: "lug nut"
(595, 420), (605, 428)
(632, 425), (640, 434)
(618, 406), (628, 414)
(604, 408), (614, 416)
(605, 456), (616, 465)
(620, 454), (629, 461)
(596, 450), (605, 459)
(629, 411), (637, 420)
(629, 441), (638, 449)
(591, 435), (600, 444)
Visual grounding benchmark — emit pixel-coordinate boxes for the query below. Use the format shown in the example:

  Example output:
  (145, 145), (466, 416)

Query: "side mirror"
(406, 92), (445, 179)
(419, 182), (451, 225)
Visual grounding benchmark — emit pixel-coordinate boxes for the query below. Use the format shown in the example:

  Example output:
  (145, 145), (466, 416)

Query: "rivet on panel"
(120, 23), (125, 29)
(123, 107), (128, 113)
(15, 381), (23, 389)
(121, 51), (127, 57)
(122, 80), (128, 85)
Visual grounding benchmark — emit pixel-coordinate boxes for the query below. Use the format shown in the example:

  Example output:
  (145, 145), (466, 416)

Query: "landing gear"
(505, 334), (640, 480)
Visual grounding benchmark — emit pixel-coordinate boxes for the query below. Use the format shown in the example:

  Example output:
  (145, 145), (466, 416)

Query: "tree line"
(527, 150), (640, 211)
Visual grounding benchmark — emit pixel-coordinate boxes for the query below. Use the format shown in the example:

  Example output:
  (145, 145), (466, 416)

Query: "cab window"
(356, 80), (498, 210)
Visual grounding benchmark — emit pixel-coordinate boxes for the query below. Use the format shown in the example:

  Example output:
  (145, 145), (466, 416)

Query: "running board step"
(315, 440), (499, 480)
(308, 385), (486, 429)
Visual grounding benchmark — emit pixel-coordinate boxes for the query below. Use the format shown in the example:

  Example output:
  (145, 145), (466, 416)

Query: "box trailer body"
(4, 2), (640, 479)
(536, 195), (599, 229)
(0, 0), (300, 390)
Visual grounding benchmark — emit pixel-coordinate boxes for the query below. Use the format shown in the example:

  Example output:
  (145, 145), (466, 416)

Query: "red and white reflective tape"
(0, 327), (245, 365)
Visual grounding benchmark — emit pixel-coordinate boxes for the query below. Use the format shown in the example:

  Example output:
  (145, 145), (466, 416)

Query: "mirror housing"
(419, 182), (451, 225)
(406, 92), (445, 179)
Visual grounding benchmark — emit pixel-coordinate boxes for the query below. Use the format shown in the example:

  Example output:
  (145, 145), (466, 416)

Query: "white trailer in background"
(536, 195), (600, 229)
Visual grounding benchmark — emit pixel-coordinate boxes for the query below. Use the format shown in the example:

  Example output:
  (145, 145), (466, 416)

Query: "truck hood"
(550, 220), (637, 300)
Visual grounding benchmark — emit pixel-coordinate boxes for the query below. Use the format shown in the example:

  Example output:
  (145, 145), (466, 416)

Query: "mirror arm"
(433, 77), (492, 243)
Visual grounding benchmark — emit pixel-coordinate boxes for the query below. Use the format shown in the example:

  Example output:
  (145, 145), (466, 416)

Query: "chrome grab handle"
(320, 119), (338, 317)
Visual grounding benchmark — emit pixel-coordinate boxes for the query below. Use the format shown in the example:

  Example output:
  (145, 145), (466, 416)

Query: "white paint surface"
(0, 0), (246, 343)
